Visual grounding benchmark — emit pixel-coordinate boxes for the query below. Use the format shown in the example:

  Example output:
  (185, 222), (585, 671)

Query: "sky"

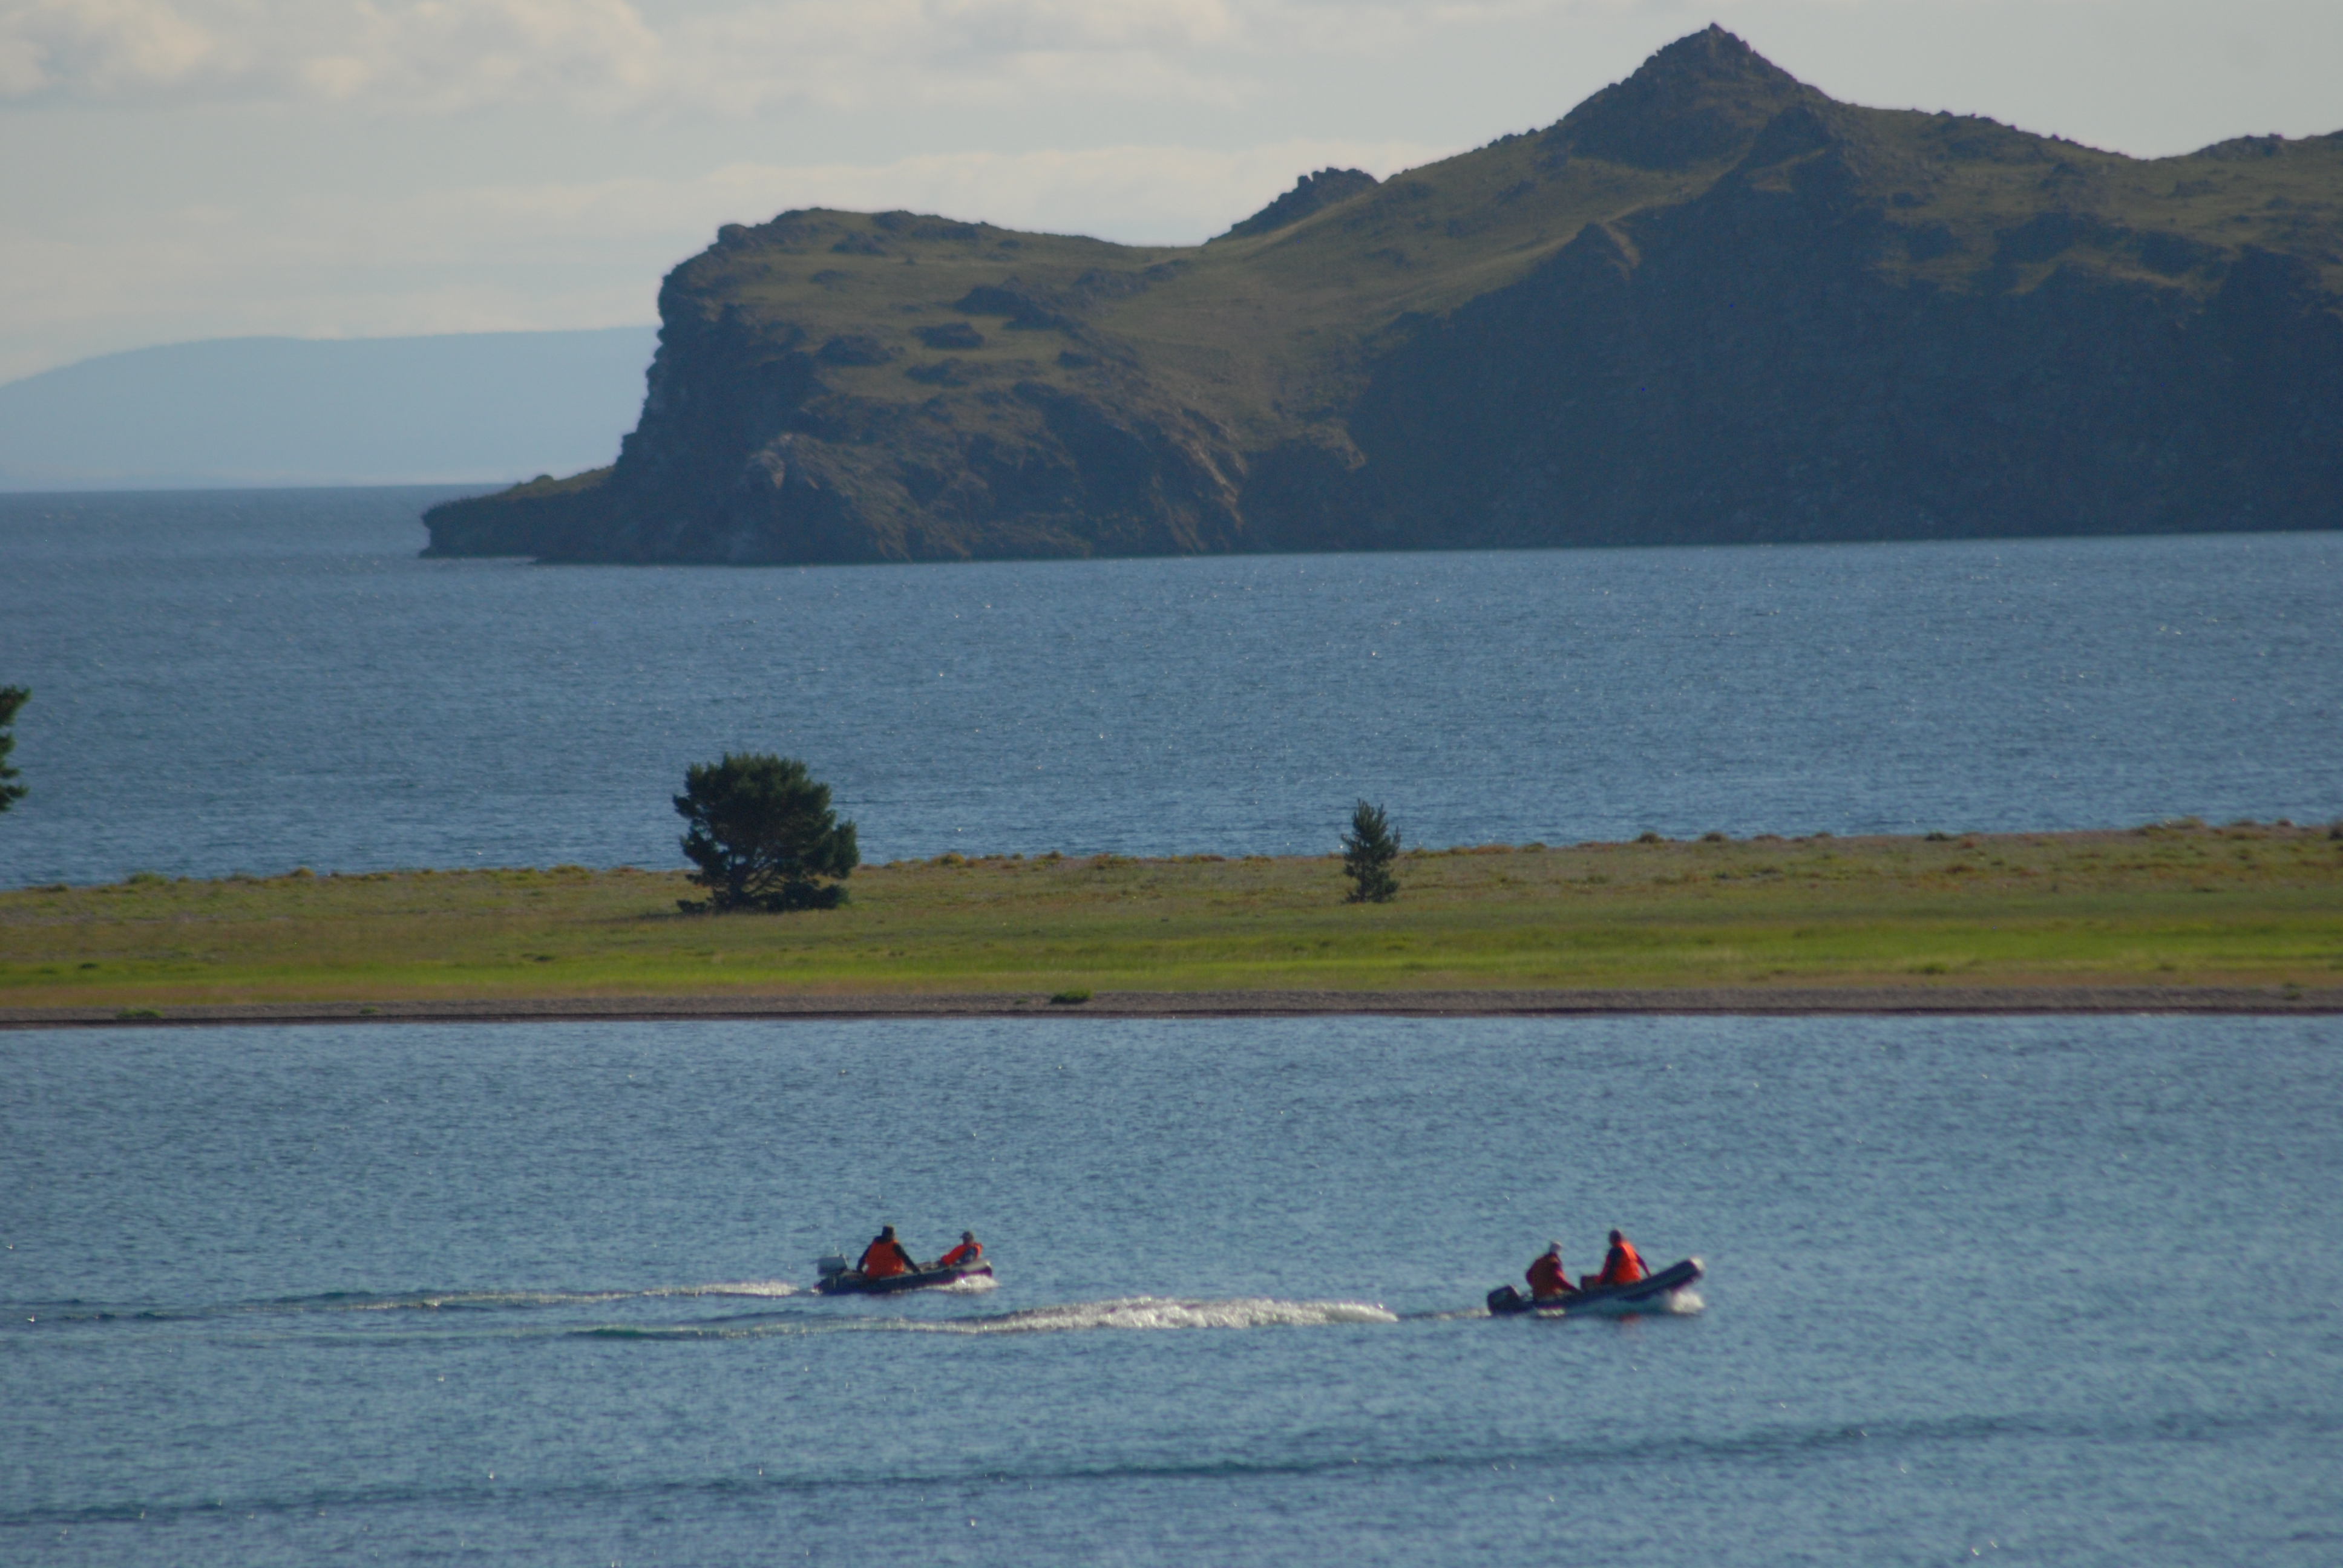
(4, 0), (2341, 383)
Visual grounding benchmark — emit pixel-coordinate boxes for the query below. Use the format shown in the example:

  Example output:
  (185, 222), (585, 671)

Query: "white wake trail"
(897, 1295), (1397, 1334)
(652, 1281), (803, 1299)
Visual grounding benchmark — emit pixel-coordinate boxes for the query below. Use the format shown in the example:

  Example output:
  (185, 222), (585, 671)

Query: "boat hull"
(812, 1261), (994, 1296)
(1487, 1256), (1702, 1315)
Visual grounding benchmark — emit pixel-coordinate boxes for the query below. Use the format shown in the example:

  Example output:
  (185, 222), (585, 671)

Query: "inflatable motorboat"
(1486, 1256), (1703, 1315)
(812, 1253), (994, 1296)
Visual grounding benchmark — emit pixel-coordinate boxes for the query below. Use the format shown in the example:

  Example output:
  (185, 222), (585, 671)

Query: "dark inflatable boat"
(1486, 1256), (1703, 1315)
(811, 1256), (994, 1296)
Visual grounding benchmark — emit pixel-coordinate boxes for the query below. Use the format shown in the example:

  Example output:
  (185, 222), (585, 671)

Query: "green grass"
(5, 825), (2339, 1010)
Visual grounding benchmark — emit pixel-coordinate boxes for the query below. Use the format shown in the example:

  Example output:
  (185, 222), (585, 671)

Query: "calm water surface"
(1, 490), (2336, 884)
(4, 1014), (2339, 1564)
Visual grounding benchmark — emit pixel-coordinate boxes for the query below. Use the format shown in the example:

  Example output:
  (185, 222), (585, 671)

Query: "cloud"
(0, 0), (1795, 113)
(0, 0), (1287, 112)
(0, 0), (671, 107)
(5, 0), (2327, 121)
(0, 0), (217, 95)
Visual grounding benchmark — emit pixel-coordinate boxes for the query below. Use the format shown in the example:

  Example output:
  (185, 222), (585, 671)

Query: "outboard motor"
(1487, 1285), (1522, 1314)
(816, 1253), (849, 1281)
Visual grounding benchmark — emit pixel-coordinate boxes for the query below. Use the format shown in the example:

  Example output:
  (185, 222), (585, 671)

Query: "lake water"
(4, 1013), (2339, 1564)
(8, 502), (2341, 1562)
(1, 489), (2338, 885)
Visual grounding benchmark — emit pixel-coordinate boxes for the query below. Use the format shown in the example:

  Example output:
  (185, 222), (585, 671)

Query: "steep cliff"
(425, 27), (2343, 563)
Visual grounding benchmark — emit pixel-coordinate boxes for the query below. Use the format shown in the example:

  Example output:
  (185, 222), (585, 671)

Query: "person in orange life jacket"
(859, 1224), (916, 1279)
(1596, 1229), (1648, 1287)
(936, 1231), (982, 1269)
(1526, 1242), (1576, 1301)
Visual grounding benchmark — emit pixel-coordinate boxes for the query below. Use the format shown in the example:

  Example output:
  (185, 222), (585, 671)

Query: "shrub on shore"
(1342, 800), (1400, 903)
(0, 685), (27, 814)
(673, 754), (859, 913)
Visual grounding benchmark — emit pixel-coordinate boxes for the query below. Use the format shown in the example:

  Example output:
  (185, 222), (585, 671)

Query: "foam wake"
(250, 1281), (802, 1315)
(645, 1281), (802, 1299)
(255, 1289), (638, 1314)
(896, 1295), (1397, 1334)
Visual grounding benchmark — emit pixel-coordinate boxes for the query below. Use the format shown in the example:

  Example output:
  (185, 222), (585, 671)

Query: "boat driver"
(936, 1231), (982, 1269)
(858, 1224), (917, 1279)
(1526, 1241), (1576, 1300)
(1596, 1229), (1648, 1286)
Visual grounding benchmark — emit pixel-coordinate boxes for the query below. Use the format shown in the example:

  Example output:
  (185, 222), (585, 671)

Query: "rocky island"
(425, 27), (2343, 564)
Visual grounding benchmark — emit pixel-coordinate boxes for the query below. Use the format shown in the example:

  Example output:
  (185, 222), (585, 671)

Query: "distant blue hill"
(0, 327), (658, 489)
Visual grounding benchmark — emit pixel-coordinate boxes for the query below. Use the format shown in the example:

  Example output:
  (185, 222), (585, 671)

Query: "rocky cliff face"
(425, 27), (2343, 563)
(427, 217), (1251, 563)
(1340, 105), (2343, 546)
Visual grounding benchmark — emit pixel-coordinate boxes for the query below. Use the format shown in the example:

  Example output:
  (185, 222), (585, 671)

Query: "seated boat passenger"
(1526, 1242), (1576, 1301)
(936, 1231), (983, 1270)
(1596, 1229), (1648, 1287)
(859, 1225), (917, 1279)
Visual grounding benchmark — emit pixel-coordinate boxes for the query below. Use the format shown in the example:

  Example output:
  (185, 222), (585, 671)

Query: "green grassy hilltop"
(7, 825), (2338, 1014)
(426, 26), (2343, 564)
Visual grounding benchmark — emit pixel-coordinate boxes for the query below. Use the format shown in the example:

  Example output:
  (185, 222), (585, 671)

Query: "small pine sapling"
(0, 686), (27, 814)
(1341, 799), (1400, 903)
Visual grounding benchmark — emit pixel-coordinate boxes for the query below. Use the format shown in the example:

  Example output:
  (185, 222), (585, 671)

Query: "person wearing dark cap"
(936, 1231), (983, 1270)
(1596, 1228), (1648, 1287)
(858, 1224), (917, 1280)
(1525, 1241), (1576, 1301)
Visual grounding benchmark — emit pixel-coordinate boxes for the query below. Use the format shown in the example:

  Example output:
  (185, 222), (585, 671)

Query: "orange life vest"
(1526, 1253), (1573, 1299)
(937, 1241), (981, 1269)
(1598, 1238), (1647, 1286)
(860, 1238), (913, 1278)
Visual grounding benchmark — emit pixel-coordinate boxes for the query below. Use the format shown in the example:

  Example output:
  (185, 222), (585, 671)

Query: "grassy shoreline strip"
(4, 823), (2339, 1011)
(8, 987), (2339, 1030)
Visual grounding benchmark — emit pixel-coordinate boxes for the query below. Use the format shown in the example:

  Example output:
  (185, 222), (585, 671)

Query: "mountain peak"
(1643, 24), (1784, 78)
(1550, 25), (1821, 169)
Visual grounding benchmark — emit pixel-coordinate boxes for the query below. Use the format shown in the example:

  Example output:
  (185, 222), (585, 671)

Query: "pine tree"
(1341, 799), (1400, 903)
(0, 687), (27, 814)
(673, 753), (859, 912)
